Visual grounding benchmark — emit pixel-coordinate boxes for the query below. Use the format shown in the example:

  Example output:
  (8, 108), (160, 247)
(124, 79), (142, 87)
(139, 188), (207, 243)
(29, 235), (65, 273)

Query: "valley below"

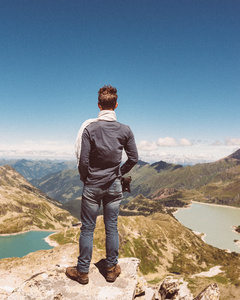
(1, 149), (240, 299)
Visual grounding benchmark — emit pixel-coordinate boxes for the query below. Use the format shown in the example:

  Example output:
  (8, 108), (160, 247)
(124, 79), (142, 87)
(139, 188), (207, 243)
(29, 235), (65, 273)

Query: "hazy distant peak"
(137, 160), (149, 167)
(150, 160), (182, 172)
(227, 148), (240, 160)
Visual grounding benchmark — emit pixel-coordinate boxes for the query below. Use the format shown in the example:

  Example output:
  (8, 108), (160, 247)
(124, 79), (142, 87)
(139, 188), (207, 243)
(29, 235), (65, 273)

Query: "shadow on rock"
(94, 259), (107, 279)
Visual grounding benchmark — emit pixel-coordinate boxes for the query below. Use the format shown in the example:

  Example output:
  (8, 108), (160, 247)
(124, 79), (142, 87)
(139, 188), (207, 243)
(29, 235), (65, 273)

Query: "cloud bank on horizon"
(0, 137), (239, 165)
(137, 136), (240, 164)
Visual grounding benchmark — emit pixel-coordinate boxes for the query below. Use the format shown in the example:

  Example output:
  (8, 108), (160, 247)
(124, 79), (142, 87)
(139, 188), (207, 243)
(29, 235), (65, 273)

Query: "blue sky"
(0, 0), (239, 164)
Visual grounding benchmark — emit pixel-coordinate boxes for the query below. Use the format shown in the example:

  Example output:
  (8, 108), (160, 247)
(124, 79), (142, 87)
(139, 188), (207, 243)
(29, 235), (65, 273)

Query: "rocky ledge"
(0, 242), (221, 300)
(4, 258), (220, 300)
(7, 257), (140, 300)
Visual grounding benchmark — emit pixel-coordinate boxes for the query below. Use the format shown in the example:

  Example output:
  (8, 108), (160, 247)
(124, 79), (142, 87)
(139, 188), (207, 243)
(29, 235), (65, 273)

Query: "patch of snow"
(191, 266), (222, 278)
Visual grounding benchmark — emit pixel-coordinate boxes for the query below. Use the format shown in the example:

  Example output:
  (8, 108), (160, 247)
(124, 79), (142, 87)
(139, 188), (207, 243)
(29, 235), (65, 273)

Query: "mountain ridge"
(222, 148), (240, 161)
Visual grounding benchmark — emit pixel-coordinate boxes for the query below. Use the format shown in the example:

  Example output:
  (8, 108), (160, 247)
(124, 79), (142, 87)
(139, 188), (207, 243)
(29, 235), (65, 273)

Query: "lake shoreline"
(44, 233), (59, 247)
(175, 201), (240, 253)
(0, 229), (59, 247)
(0, 230), (60, 260)
(174, 200), (240, 215)
(0, 229), (58, 237)
(191, 200), (240, 210)
(193, 231), (207, 242)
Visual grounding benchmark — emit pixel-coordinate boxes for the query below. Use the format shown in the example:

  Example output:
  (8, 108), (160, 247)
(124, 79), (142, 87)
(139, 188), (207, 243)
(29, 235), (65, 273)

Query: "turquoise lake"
(174, 202), (240, 253)
(0, 231), (55, 259)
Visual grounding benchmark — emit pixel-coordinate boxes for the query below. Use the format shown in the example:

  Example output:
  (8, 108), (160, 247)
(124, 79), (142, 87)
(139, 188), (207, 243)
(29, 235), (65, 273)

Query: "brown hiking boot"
(65, 266), (89, 284)
(106, 264), (121, 282)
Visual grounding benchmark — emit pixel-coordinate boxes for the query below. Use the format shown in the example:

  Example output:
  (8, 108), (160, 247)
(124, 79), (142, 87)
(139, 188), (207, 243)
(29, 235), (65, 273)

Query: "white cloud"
(137, 140), (158, 151)
(137, 143), (239, 165)
(225, 137), (240, 146)
(137, 136), (194, 163)
(136, 137), (240, 165)
(157, 137), (178, 147)
(179, 138), (192, 146)
(138, 137), (193, 149)
(0, 140), (75, 160)
(212, 140), (222, 146)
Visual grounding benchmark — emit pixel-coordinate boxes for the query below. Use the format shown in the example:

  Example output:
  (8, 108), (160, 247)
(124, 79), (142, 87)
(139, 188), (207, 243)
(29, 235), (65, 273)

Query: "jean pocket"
(83, 186), (100, 199)
(108, 179), (122, 195)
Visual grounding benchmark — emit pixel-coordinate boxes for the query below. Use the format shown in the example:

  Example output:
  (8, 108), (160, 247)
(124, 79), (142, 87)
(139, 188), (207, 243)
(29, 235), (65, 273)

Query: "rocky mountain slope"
(0, 165), (77, 234)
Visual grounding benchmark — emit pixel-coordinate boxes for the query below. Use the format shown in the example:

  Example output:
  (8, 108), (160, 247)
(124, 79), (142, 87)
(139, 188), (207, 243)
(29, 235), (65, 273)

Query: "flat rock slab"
(7, 257), (140, 300)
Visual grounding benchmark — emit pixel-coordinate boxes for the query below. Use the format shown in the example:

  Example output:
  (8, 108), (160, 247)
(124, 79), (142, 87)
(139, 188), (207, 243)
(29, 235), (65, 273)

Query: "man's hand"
(121, 176), (132, 193)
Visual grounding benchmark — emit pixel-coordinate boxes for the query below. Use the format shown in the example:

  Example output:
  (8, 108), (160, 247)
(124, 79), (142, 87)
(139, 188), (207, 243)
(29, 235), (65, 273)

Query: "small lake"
(0, 231), (55, 259)
(174, 202), (240, 253)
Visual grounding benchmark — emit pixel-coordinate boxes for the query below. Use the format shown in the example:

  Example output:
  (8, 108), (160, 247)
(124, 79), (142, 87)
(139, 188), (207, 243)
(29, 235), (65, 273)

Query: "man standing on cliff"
(66, 85), (138, 284)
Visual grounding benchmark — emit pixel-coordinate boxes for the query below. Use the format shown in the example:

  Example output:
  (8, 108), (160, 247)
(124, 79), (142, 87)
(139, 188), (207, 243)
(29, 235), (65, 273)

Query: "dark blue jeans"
(77, 178), (123, 272)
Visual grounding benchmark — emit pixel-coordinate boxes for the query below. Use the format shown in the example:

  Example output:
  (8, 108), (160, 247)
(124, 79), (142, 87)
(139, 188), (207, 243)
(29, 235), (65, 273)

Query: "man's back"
(79, 120), (138, 188)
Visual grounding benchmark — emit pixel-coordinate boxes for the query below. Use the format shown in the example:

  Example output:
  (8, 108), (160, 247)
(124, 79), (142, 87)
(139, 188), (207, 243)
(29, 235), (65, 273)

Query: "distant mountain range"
(0, 159), (76, 180)
(29, 149), (240, 211)
(0, 165), (77, 234)
(1, 149), (239, 221)
(31, 169), (82, 203)
(127, 149), (240, 207)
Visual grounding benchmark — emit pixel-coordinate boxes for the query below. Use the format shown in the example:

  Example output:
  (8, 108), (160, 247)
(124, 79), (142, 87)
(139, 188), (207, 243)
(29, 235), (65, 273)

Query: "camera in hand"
(121, 176), (132, 193)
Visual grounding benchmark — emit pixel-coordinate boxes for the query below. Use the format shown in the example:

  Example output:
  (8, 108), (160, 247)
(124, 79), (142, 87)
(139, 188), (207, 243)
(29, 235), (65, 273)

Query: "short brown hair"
(98, 85), (118, 110)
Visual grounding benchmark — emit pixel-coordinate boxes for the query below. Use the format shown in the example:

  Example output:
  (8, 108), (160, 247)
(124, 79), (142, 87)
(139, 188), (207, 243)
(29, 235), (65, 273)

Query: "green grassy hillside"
(31, 169), (83, 203)
(192, 164), (240, 206)
(129, 157), (240, 199)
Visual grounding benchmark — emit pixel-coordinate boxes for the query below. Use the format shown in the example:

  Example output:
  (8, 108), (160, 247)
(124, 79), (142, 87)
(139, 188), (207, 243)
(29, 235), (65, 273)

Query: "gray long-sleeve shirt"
(79, 120), (138, 188)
